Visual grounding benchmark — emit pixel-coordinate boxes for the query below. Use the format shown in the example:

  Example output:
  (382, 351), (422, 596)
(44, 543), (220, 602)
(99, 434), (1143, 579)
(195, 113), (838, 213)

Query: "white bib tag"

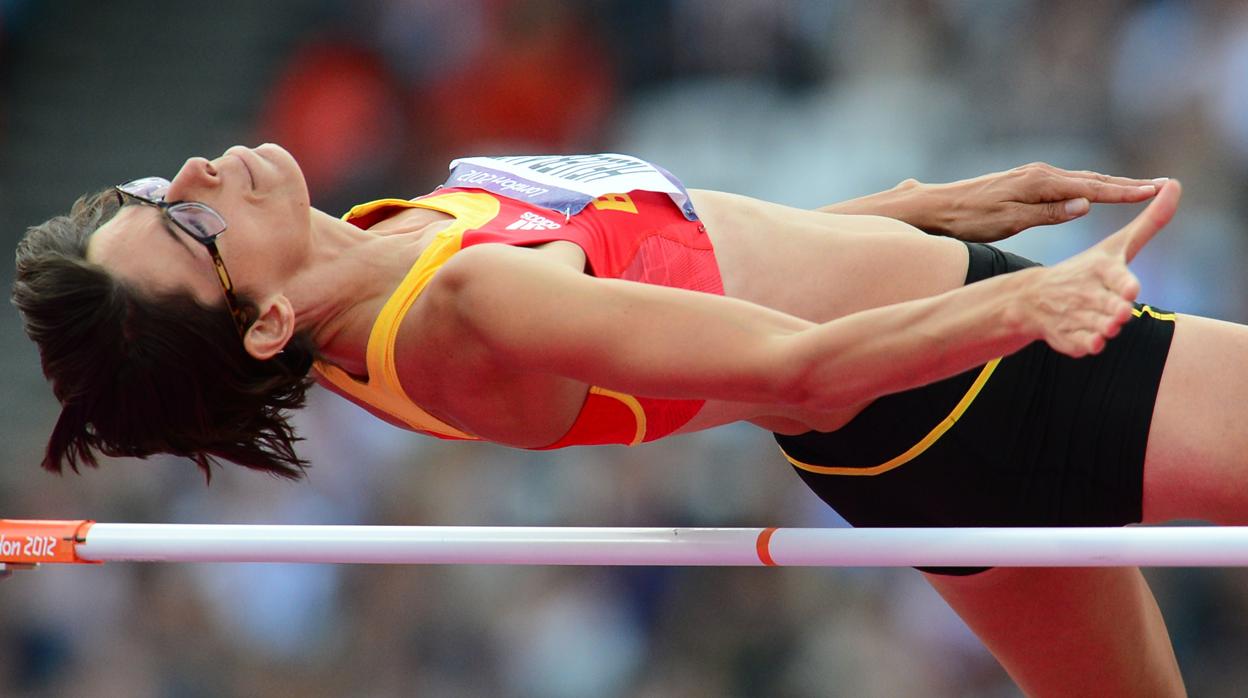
(444, 154), (698, 220)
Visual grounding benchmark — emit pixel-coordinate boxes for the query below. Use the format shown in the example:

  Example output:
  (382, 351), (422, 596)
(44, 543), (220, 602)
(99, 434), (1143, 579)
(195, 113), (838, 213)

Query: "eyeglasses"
(113, 177), (251, 338)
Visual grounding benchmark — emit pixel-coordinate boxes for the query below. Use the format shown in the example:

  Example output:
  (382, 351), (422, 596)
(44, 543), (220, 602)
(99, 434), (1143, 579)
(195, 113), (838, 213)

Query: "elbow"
(771, 335), (862, 412)
(773, 344), (815, 407)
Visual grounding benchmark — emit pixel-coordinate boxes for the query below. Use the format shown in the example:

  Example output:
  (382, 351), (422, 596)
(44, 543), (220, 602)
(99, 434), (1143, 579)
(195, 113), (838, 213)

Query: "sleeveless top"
(313, 161), (724, 449)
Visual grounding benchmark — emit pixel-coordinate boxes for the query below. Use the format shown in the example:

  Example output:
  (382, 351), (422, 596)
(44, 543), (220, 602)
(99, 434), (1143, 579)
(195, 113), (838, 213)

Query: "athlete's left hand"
(911, 162), (1164, 242)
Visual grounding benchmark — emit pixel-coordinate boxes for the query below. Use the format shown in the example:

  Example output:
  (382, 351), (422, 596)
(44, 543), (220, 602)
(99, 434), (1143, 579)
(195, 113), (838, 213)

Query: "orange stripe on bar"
(0, 519), (98, 565)
(756, 527), (779, 566)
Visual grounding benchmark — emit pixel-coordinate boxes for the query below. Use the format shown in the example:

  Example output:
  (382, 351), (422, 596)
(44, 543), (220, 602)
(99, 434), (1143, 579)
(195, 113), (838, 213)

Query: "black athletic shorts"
(774, 241), (1177, 575)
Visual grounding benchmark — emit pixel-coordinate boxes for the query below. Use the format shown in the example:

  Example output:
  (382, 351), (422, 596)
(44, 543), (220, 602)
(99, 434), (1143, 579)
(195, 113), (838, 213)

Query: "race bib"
(443, 154), (698, 221)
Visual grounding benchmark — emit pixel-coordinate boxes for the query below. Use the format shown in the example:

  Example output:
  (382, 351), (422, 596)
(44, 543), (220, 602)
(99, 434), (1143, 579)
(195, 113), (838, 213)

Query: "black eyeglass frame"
(113, 179), (251, 338)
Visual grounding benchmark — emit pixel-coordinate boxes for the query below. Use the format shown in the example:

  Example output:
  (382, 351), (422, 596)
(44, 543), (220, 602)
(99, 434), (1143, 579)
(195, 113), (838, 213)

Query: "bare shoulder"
(403, 244), (544, 364)
(419, 243), (583, 328)
(388, 243), (592, 445)
(429, 241), (585, 291)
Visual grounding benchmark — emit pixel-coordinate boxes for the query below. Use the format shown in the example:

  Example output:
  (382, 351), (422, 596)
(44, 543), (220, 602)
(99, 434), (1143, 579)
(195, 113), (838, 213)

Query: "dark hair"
(12, 190), (317, 481)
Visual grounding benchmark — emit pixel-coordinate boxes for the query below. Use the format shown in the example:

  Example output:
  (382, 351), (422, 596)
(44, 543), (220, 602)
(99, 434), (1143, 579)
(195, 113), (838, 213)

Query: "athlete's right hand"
(1018, 179), (1182, 358)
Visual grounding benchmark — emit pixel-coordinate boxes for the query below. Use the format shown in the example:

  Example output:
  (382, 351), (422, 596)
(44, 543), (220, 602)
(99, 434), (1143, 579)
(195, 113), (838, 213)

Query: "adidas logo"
(505, 211), (562, 231)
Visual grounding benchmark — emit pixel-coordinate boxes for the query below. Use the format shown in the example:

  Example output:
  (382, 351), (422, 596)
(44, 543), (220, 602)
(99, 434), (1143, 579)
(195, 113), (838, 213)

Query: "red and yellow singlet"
(313, 182), (723, 448)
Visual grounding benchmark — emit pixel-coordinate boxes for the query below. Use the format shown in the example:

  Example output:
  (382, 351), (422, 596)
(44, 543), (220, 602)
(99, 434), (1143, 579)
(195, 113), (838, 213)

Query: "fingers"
(1068, 178), (1158, 204)
(1055, 328), (1107, 358)
(1035, 172), (1157, 205)
(1100, 261), (1140, 302)
(1013, 167), (1160, 229)
(1023, 197), (1090, 229)
(1026, 162), (1163, 189)
(1055, 303), (1131, 358)
(1079, 331), (1107, 357)
(1111, 179), (1183, 262)
(1016, 164), (1161, 208)
(1062, 168), (1162, 189)
(1089, 289), (1135, 331)
(1104, 291), (1135, 330)
(1038, 260), (1138, 359)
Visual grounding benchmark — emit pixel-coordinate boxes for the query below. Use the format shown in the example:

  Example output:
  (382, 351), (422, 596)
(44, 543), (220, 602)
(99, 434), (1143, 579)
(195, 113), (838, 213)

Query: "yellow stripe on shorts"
(780, 358), (1002, 477)
(1132, 305), (1177, 321)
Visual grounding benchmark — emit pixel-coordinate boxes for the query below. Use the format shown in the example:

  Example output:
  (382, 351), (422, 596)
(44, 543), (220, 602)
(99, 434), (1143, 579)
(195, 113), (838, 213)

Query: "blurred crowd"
(3, 1), (1248, 696)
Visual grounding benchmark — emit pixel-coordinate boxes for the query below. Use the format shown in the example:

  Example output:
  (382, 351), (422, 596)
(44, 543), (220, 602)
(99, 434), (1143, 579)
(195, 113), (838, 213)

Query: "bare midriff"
(677, 189), (971, 436)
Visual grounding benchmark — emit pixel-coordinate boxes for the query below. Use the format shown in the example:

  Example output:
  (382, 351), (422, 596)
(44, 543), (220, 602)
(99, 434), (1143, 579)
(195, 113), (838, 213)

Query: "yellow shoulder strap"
(313, 191), (501, 439)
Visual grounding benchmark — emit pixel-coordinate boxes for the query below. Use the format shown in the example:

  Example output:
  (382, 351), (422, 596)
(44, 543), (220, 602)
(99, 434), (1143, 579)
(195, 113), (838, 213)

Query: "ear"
(242, 294), (296, 361)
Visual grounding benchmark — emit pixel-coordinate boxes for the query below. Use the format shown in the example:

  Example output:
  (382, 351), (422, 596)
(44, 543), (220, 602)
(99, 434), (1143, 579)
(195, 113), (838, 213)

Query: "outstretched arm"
(435, 182), (1179, 411)
(819, 163), (1163, 243)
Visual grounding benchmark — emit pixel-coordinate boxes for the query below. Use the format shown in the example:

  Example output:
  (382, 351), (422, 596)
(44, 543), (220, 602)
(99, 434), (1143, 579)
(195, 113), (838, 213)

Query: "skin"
(90, 146), (1199, 696)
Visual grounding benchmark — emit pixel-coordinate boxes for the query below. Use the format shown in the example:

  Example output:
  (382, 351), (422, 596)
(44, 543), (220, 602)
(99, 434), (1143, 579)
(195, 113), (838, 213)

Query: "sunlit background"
(3, 1), (1248, 696)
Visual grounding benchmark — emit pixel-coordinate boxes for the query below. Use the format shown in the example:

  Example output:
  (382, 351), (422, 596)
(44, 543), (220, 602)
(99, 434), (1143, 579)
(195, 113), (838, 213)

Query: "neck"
(286, 206), (447, 378)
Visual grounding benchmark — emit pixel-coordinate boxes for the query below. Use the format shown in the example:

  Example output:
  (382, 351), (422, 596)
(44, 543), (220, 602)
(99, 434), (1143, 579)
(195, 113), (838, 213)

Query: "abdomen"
(688, 189), (969, 323)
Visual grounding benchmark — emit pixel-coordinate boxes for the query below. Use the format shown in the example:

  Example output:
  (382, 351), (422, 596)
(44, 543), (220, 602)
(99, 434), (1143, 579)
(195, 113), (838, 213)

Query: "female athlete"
(15, 143), (1211, 696)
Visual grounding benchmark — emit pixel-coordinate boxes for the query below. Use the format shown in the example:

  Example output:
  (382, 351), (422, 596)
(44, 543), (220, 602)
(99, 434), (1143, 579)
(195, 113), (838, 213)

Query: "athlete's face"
(87, 144), (312, 311)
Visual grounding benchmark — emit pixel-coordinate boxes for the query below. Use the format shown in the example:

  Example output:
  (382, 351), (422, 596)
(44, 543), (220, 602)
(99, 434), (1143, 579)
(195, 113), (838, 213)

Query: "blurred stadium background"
(3, 1), (1248, 696)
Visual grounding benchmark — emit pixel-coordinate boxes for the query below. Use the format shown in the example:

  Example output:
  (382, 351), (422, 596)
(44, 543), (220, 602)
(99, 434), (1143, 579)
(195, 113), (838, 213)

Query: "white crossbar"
(60, 524), (1248, 567)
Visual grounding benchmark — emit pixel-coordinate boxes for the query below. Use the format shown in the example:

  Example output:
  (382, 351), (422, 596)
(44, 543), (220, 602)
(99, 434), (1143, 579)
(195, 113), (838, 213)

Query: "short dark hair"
(12, 190), (317, 481)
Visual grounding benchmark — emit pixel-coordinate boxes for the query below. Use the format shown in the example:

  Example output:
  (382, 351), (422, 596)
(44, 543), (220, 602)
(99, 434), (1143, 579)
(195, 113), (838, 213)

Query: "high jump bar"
(4, 520), (1248, 573)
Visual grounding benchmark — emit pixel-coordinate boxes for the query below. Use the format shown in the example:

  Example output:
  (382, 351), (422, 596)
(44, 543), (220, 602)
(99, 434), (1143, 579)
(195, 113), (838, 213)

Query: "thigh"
(924, 567), (1184, 697)
(1143, 314), (1248, 524)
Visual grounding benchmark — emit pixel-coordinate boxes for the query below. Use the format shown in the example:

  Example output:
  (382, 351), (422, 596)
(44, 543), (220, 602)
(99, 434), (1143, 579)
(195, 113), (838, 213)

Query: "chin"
(256, 143), (311, 202)
(259, 143), (295, 168)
